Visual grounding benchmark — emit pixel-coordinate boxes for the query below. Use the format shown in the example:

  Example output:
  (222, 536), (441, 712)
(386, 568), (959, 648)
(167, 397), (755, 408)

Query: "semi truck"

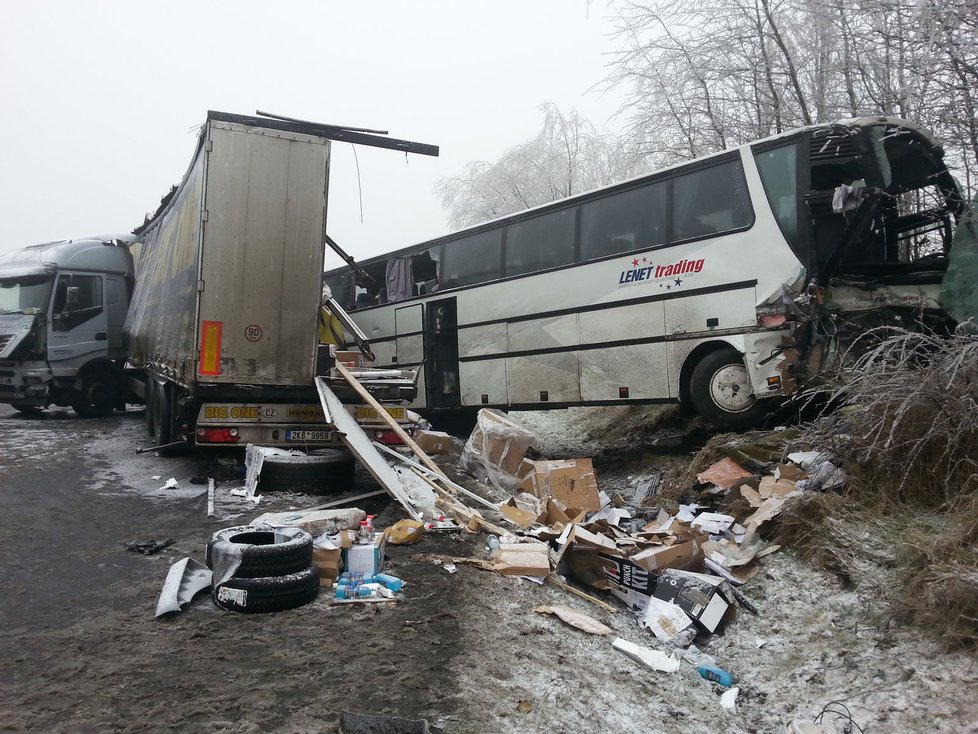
(0, 110), (439, 450)
(0, 234), (137, 416)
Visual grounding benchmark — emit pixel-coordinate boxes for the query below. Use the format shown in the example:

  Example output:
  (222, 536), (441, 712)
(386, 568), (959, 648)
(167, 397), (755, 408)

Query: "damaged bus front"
(755, 117), (967, 398)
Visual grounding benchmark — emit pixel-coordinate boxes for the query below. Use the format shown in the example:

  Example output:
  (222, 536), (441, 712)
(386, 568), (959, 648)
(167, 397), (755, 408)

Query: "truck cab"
(0, 235), (135, 415)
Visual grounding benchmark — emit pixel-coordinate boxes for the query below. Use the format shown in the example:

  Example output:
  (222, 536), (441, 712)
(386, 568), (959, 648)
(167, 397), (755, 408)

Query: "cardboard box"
(459, 409), (535, 483)
(518, 458), (601, 512)
(629, 539), (703, 573)
(653, 569), (734, 633)
(313, 547), (342, 585)
(492, 543), (551, 577)
(499, 495), (585, 530)
(343, 532), (386, 576)
(413, 429), (453, 455)
(332, 349), (364, 368)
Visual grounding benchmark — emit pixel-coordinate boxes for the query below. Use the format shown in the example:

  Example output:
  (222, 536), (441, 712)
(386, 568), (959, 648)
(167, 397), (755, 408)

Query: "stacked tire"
(206, 525), (319, 614)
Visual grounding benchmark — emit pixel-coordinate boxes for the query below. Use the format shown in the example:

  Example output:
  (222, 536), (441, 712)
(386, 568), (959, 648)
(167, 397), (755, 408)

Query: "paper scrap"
(535, 605), (613, 635)
(612, 637), (680, 673)
(720, 687), (739, 711)
(642, 597), (693, 642)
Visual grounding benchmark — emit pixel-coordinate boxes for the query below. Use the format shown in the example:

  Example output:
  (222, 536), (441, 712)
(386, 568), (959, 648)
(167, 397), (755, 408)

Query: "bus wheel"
(689, 349), (767, 428)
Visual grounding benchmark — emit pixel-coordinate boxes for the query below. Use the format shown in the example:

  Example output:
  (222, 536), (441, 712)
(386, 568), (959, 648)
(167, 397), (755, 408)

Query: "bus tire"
(73, 368), (119, 418)
(205, 526), (314, 578)
(689, 349), (768, 428)
(213, 564), (320, 614)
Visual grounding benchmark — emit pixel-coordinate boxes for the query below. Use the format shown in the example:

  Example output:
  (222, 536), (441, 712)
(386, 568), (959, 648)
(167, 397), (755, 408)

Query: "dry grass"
(894, 493), (978, 645)
(800, 328), (978, 507)
(794, 328), (978, 644)
(774, 493), (864, 586)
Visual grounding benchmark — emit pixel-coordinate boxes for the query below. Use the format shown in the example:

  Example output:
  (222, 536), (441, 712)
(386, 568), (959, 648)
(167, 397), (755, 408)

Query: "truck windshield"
(0, 275), (54, 315)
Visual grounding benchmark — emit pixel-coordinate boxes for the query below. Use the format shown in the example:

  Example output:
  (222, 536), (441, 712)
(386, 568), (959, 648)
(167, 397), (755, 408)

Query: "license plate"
(355, 405), (406, 421)
(0, 377), (13, 385)
(286, 430), (333, 441)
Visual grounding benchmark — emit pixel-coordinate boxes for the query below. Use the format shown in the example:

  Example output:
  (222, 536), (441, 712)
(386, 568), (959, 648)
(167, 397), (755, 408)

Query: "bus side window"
(504, 208), (576, 276)
(580, 180), (666, 260)
(672, 160), (753, 242)
(440, 230), (501, 287)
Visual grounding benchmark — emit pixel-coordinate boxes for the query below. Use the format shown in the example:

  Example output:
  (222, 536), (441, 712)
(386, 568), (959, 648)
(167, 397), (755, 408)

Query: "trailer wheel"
(73, 368), (119, 418)
(205, 526), (314, 579)
(213, 564), (320, 614)
(689, 349), (768, 428)
(152, 381), (173, 445)
(145, 380), (156, 438)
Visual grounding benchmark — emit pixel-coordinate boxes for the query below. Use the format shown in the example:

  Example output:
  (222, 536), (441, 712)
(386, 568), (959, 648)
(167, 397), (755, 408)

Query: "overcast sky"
(0, 1), (626, 265)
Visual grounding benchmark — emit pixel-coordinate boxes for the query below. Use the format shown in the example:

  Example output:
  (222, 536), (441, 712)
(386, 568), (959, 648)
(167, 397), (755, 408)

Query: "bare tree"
(435, 103), (648, 229)
(605, 0), (977, 197)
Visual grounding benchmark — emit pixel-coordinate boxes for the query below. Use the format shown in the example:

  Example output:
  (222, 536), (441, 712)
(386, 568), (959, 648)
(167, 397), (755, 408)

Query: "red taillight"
(196, 427), (240, 443)
(374, 430), (404, 445)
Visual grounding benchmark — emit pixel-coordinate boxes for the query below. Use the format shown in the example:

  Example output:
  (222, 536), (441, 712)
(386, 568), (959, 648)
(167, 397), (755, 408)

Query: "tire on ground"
(258, 450), (356, 493)
(689, 348), (769, 428)
(206, 525), (314, 578)
(213, 563), (320, 614)
(10, 403), (42, 414)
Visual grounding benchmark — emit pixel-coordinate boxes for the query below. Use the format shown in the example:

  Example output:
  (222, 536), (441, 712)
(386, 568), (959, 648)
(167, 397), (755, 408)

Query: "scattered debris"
(534, 604), (613, 635)
(126, 538), (175, 555)
(155, 558), (212, 617)
(611, 637), (680, 673)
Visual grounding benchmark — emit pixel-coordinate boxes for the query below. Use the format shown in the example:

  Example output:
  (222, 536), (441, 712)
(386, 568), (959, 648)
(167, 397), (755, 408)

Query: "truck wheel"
(73, 369), (119, 418)
(145, 380), (156, 438)
(689, 349), (768, 428)
(152, 381), (173, 445)
(213, 564), (320, 614)
(205, 526), (314, 578)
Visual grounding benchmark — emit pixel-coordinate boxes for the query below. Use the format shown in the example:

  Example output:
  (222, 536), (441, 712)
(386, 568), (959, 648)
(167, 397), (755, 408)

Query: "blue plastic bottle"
(375, 573), (403, 592)
(698, 665), (736, 687)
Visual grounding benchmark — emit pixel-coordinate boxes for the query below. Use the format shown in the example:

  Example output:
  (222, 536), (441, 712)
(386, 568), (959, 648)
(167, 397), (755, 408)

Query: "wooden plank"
(305, 489), (388, 512)
(315, 377), (421, 520)
(333, 361), (448, 479)
(545, 574), (617, 613)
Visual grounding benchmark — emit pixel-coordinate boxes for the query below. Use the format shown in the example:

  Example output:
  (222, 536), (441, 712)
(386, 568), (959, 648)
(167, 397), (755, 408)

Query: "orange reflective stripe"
(199, 320), (223, 376)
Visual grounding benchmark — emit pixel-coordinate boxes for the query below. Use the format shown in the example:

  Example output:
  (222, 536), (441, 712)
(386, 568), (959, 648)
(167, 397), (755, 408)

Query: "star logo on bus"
(632, 258), (640, 267)
(674, 278), (683, 287)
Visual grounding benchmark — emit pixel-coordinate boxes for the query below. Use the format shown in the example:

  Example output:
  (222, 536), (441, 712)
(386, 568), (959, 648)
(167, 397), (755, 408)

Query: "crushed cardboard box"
(492, 543), (551, 577)
(517, 458), (601, 512)
(653, 569), (735, 634)
(412, 430), (453, 455)
(459, 409), (536, 492)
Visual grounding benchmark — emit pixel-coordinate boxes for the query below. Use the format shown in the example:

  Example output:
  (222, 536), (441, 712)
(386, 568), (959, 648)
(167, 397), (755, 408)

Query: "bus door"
(423, 297), (461, 408)
(395, 303), (424, 373)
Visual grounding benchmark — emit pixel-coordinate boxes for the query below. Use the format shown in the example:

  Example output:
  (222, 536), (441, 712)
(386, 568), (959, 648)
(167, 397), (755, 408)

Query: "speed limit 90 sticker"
(244, 324), (263, 342)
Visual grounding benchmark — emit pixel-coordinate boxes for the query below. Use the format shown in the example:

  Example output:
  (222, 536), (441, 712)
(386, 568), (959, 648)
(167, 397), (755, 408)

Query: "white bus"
(325, 117), (965, 426)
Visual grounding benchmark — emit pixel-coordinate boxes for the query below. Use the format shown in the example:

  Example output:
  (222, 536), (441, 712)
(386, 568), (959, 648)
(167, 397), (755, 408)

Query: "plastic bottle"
(364, 515), (375, 537)
(356, 520), (372, 545)
(697, 664), (736, 687)
(375, 573), (403, 592)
